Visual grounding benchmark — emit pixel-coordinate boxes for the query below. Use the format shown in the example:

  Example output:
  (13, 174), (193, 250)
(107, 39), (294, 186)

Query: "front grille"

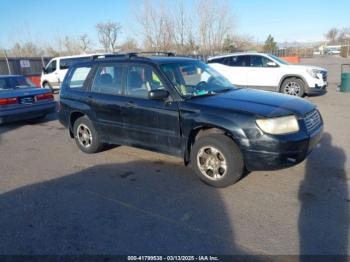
(304, 109), (322, 133)
(321, 71), (327, 82)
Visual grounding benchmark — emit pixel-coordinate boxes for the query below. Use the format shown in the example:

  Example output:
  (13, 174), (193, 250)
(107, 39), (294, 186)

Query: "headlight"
(307, 69), (322, 79)
(256, 115), (299, 135)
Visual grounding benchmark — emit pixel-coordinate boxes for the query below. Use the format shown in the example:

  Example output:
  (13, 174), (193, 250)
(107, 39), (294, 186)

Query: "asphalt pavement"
(0, 56), (349, 255)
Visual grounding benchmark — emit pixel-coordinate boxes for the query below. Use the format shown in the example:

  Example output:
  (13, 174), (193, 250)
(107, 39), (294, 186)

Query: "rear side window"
(91, 64), (123, 95)
(68, 66), (92, 90)
(230, 56), (249, 67)
(208, 57), (230, 66)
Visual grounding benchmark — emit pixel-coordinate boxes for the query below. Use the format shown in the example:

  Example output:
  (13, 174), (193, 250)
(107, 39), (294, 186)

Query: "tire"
(190, 133), (244, 188)
(73, 116), (104, 154)
(43, 82), (54, 93)
(280, 78), (305, 97)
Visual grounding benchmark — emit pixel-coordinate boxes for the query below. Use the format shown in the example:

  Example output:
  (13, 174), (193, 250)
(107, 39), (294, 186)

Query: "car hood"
(187, 88), (315, 118)
(286, 64), (327, 72)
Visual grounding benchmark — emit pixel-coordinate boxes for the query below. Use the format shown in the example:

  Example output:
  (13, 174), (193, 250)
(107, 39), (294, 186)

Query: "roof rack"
(90, 51), (175, 61)
(138, 51), (176, 57)
(90, 53), (138, 60)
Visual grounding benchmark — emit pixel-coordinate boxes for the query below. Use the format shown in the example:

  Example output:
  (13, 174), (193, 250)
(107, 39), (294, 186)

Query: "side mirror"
(267, 61), (278, 67)
(148, 89), (169, 100)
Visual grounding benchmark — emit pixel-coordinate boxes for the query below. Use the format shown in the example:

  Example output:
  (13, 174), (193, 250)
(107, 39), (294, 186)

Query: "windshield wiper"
(184, 92), (217, 100)
(215, 88), (233, 93)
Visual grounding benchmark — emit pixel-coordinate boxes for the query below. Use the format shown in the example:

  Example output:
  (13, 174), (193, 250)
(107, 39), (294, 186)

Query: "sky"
(0, 0), (349, 49)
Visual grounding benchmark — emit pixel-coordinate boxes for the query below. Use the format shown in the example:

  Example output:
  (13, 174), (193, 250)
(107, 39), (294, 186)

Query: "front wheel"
(43, 82), (55, 93)
(280, 78), (305, 97)
(73, 116), (104, 154)
(190, 134), (244, 188)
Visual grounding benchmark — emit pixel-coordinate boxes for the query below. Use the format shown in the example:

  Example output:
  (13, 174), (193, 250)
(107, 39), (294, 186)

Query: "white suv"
(41, 54), (105, 91)
(208, 53), (327, 96)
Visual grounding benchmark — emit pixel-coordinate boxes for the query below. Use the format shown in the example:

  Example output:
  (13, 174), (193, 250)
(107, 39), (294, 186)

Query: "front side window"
(91, 65), (123, 95)
(268, 54), (289, 65)
(250, 55), (275, 67)
(68, 66), (91, 89)
(160, 61), (235, 98)
(125, 65), (165, 99)
(45, 60), (57, 74)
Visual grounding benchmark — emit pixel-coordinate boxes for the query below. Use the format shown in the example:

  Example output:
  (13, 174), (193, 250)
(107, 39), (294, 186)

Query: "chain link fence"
(270, 48), (314, 58)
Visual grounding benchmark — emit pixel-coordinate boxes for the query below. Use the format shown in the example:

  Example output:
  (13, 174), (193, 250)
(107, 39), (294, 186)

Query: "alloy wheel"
(197, 146), (227, 181)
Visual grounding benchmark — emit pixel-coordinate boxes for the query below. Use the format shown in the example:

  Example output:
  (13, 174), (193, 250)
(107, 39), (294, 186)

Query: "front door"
(44, 59), (60, 89)
(121, 64), (182, 156)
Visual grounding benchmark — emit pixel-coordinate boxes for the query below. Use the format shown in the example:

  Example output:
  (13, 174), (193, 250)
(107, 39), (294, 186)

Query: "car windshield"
(160, 61), (235, 98)
(268, 54), (289, 65)
(0, 77), (36, 90)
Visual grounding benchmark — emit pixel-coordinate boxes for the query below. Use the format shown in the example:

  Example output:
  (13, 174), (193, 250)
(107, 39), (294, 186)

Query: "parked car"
(0, 75), (56, 124)
(59, 53), (323, 188)
(41, 54), (106, 91)
(208, 53), (328, 97)
(326, 49), (341, 55)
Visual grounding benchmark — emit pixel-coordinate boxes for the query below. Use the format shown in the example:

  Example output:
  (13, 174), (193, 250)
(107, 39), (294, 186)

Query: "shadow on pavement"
(0, 160), (248, 255)
(299, 133), (349, 256)
(0, 112), (58, 142)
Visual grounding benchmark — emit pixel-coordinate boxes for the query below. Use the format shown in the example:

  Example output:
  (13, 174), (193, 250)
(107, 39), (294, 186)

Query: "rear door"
(86, 63), (126, 143)
(209, 55), (249, 87)
(245, 55), (280, 91)
(120, 63), (182, 156)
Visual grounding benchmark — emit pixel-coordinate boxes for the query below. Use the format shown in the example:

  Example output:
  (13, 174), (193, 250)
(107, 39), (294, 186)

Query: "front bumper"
(0, 101), (57, 124)
(242, 126), (323, 171)
(306, 84), (327, 95)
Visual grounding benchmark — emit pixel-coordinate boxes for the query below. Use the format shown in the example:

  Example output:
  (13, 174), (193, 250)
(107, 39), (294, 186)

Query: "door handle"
(125, 101), (137, 108)
(87, 95), (95, 103)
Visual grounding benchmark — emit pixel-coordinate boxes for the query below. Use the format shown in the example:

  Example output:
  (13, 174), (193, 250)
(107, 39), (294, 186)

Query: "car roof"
(208, 52), (271, 60)
(148, 56), (197, 64)
(51, 53), (108, 60)
(71, 55), (198, 68)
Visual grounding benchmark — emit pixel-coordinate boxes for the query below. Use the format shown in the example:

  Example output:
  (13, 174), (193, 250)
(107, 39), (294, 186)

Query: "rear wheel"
(190, 134), (244, 188)
(280, 78), (305, 97)
(73, 116), (104, 154)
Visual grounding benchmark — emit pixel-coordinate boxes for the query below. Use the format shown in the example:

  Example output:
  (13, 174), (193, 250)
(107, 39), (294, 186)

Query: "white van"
(41, 54), (103, 91)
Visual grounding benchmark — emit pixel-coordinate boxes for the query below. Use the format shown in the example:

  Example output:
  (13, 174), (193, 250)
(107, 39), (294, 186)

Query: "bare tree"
(43, 45), (61, 57)
(325, 28), (339, 44)
(96, 22), (122, 52)
(136, 0), (175, 51)
(8, 42), (43, 57)
(196, 0), (234, 55)
(338, 27), (350, 45)
(80, 34), (92, 53)
(172, 0), (190, 52)
(62, 36), (81, 55)
(120, 38), (139, 52)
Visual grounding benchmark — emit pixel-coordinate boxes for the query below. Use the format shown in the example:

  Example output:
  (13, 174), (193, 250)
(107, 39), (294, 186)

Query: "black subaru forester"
(59, 53), (323, 187)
